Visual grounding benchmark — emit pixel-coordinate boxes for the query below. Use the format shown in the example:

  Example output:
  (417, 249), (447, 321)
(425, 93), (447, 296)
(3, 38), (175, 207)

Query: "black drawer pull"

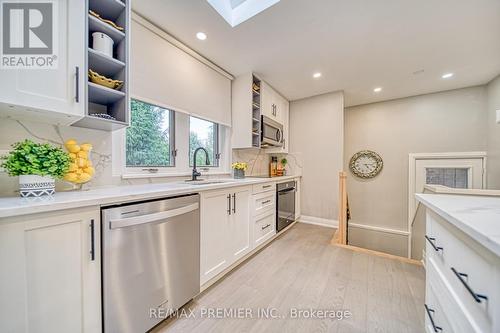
(424, 304), (442, 332)
(262, 200), (271, 205)
(263, 185), (272, 189)
(425, 235), (443, 252)
(261, 224), (271, 230)
(90, 219), (95, 261)
(451, 267), (488, 303)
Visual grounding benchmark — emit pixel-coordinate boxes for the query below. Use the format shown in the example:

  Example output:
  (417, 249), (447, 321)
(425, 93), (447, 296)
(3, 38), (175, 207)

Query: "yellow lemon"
(79, 173), (92, 183)
(80, 143), (92, 151)
(83, 167), (95, 176)
(68, 163), (78, 172)
(86, 159), (93, 167)
(66, 144), (81, 153)
(77, 151), (88, 159)
(69, 153), (77, 160)
(64, 139), (77, 147)
(75, 168), (83, 175)
(63, 172), (78, 182)
(77, 157), (86, 168)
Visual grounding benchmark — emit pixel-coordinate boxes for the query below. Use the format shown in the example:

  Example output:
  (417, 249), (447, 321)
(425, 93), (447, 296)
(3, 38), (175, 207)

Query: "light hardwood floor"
(153, 223), (425, 333)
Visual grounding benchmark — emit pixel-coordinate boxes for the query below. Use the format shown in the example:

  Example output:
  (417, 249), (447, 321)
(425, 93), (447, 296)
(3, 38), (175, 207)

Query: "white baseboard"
(299, 215), (338, 228)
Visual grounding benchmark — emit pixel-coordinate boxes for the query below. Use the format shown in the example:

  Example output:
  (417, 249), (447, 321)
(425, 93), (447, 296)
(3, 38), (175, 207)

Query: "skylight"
(207, 0), (280, 27)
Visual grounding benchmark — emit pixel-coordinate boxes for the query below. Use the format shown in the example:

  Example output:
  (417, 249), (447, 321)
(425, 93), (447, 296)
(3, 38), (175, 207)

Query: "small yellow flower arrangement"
(231, 162), (248, 170)
(231, 162), (248, 179)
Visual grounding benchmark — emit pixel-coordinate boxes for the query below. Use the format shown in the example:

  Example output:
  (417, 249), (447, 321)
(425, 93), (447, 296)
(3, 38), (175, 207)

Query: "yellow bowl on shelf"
(88, 69), (123, 90)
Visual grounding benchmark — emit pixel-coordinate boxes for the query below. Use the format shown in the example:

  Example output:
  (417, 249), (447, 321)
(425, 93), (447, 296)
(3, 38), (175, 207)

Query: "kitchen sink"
(184, 179), (236, 185)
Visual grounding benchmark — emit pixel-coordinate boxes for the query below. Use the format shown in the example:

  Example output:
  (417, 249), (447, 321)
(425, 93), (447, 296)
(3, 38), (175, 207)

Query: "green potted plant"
(1, 140), (70, 197)
(231, 162), (248, 179)
(280, 158), (288, 175)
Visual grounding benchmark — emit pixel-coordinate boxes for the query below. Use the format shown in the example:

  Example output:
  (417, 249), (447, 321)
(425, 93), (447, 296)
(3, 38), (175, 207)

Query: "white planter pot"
(19, 175), (55, 197)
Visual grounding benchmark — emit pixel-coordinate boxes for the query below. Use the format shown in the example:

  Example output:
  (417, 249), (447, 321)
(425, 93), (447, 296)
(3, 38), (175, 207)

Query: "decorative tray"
(88, 69), (123, 90)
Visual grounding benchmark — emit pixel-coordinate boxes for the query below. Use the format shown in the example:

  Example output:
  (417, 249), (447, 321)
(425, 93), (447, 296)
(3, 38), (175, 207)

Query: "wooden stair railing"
(332, 171), (348, 245)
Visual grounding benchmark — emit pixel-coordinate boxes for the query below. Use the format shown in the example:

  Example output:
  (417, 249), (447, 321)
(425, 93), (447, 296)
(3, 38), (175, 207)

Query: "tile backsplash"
(0, 119), (302, 197)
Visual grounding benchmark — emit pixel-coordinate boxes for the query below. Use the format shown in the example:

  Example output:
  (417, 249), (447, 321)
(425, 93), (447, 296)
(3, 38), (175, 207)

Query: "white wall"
(345, 86), (488, 256)
(289, 91), (344, 225)
(487, 75), (500, 189)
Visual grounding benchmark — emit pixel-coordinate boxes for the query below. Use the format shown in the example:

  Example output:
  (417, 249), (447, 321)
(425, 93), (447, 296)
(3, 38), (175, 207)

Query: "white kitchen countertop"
(0, 175), (300, 219)
(416, 193), (500, 257)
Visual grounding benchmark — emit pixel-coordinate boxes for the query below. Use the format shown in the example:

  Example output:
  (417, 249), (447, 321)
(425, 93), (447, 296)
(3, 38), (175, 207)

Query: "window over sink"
(122, 98), (229, 177)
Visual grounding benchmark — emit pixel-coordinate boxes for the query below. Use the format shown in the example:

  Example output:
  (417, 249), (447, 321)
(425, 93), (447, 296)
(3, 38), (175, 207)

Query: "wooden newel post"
(332, 171), (348, 245)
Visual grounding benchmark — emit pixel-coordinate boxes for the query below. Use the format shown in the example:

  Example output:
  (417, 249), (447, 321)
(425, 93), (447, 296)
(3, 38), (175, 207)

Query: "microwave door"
(261, 116), (283, 147)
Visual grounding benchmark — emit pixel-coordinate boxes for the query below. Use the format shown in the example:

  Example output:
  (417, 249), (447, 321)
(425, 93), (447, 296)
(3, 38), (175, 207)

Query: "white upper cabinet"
(232, 73), (289, 150)
(0, 0), (85, 125)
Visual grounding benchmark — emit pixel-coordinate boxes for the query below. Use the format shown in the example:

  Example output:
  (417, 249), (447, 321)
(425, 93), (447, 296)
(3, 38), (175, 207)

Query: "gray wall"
(345, 87), (488, 256)
(289, 91), (344, 223)
(487, 75), (500, 189)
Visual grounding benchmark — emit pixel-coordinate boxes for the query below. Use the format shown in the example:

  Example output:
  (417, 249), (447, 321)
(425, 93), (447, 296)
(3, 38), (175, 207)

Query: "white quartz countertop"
(416, 193), (500, 257)
(0, 175), (300, 219)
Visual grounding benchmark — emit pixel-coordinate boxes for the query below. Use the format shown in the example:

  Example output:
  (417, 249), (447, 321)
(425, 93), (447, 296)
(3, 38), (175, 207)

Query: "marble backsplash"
(0, 119), (302, 197)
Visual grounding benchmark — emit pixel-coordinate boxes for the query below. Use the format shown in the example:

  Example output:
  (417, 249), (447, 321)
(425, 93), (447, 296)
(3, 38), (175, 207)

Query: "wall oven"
(261, 115), (284, 147)
(276, 180), (296, 232)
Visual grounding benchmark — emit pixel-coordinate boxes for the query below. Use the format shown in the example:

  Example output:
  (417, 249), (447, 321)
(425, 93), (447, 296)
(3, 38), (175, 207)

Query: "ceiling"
(133, 0), (500, 106)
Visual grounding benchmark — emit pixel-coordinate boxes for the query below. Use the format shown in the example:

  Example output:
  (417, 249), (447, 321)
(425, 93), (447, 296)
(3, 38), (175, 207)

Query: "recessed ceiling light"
(373, 87), (382, 93)
(196, 32), (207, 40)
(313, 72), (322, 78)
(441, 73), (454, 79)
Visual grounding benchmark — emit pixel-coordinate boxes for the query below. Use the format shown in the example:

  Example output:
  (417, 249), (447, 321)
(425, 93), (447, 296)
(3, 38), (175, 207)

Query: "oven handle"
(109, 203), (199, 229)
(278, 187), (296, 194)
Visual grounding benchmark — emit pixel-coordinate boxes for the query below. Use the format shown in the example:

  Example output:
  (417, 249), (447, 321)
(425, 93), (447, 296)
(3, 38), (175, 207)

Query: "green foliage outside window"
(126, 99), (171, 167)
(189, 117), (217, 167)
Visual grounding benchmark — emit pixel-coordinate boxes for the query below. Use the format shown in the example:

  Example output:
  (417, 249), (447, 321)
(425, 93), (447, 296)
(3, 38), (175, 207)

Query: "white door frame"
(407, 151), (487, 258)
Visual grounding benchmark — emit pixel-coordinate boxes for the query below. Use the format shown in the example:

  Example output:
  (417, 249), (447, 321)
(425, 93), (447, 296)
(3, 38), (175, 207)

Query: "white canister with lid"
(92, 32), (114, 58)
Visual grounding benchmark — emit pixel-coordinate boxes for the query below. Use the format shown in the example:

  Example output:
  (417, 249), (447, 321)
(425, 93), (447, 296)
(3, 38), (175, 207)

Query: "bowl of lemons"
(63, 139), (95, 188)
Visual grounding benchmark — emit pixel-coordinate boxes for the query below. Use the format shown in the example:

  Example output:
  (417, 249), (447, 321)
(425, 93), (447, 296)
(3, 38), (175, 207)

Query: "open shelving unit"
(252, 75), (262, 148)
(73, 0), (129, 131)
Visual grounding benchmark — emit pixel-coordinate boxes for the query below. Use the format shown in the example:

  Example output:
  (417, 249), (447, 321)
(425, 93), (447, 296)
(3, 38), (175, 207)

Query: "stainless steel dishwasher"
(101, 194), (200, 333)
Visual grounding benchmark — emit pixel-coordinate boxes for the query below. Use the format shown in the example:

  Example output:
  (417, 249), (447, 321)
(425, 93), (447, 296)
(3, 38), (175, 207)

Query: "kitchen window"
(189, 116), (219, 167)
(126, 99), (175, 168)
(121, 99), (229, 177)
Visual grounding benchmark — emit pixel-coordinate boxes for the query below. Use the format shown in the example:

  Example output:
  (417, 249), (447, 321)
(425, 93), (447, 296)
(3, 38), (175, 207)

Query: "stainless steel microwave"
(261, 115), (283, 147)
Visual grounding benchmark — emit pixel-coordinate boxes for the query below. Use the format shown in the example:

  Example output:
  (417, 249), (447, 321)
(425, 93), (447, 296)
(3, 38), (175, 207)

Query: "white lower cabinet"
(253, 211), (276, 246)
(424, 210), (500, 333)
(200, 186), (251, 285)
(0, 207), (101, 333)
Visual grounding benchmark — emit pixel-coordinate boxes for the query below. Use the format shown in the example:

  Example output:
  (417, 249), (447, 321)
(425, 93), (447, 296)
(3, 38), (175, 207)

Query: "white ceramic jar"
(92, 32), (114, 58)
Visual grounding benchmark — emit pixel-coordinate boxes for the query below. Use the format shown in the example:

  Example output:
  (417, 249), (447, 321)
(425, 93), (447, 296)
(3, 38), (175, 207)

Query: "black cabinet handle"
(451, 267), (488, 303)
(424, 304), (442, 332)
(262, 200), (271, 205)
(227, 194), (231, 215)
(90, 219), (95, 261)
(263, 185), (272, 189)
(232, 193), (236, 214)
(75, 66), (80, 103)
(425, 235), (443, 252)
(262, 224), (271, 230)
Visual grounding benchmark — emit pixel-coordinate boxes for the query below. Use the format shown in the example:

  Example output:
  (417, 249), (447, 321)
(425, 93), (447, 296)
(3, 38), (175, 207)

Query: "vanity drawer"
(254, 211), (275, 246)
(427, 257), (478, 333)
(252, 182), (275, 194)
(426, 211), (498, 332)
(252, 191), (275, 216)
(425, 273), (452, 333)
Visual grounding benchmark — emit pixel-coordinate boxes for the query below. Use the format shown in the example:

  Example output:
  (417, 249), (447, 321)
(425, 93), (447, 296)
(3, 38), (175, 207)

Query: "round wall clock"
(349, 150), (383, 179)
